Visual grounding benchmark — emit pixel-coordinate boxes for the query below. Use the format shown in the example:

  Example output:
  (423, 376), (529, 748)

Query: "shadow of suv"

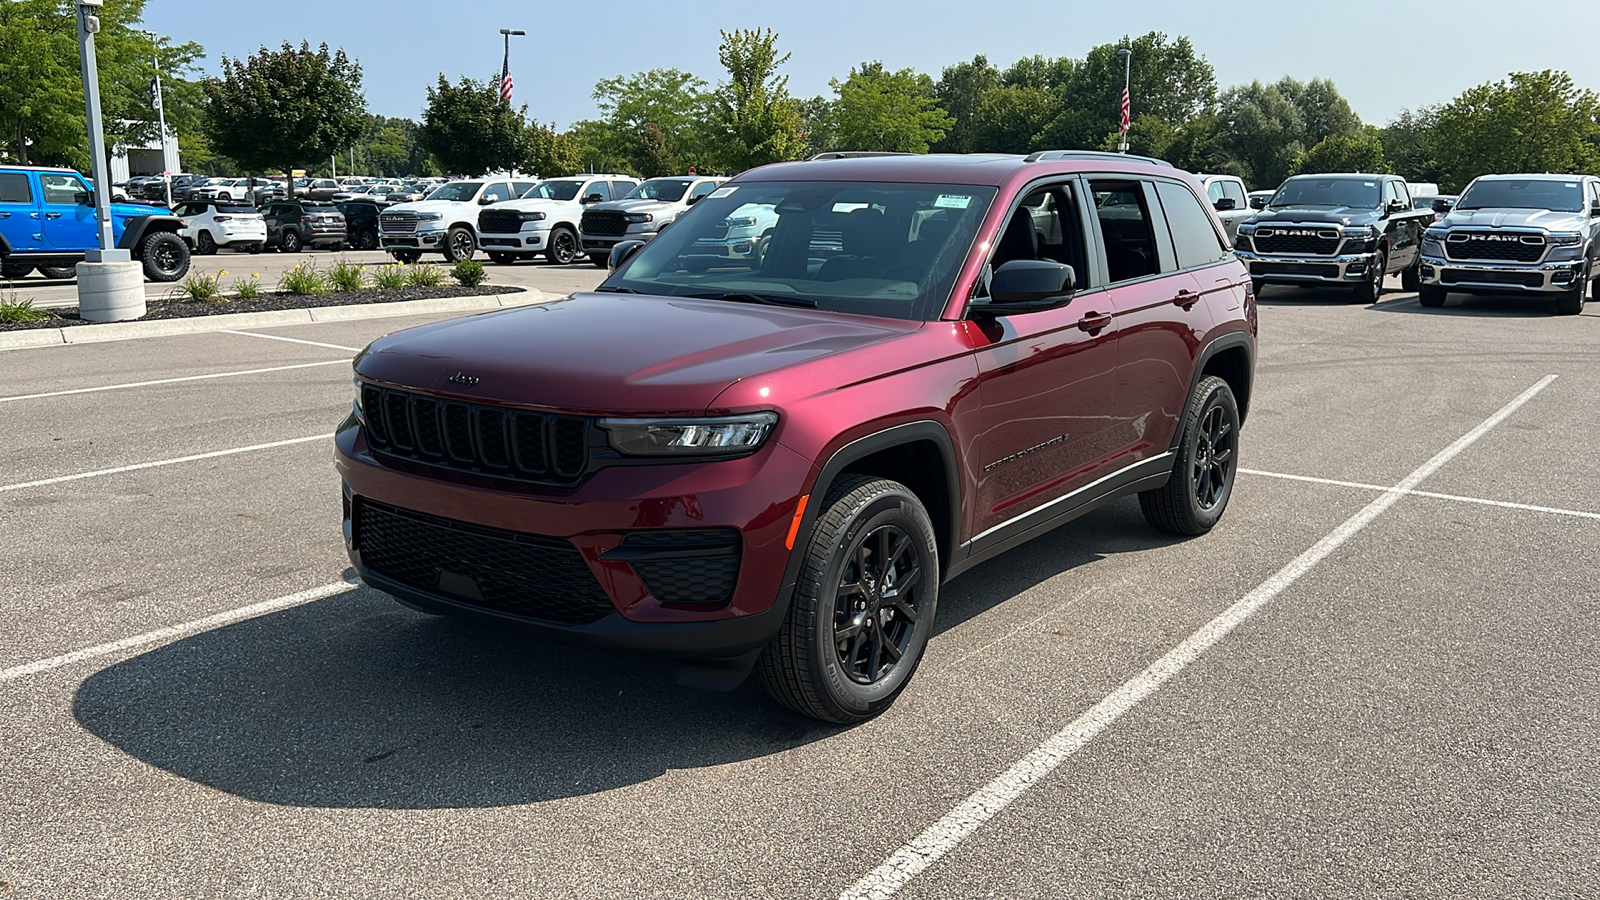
(336, 151), (1257, 724)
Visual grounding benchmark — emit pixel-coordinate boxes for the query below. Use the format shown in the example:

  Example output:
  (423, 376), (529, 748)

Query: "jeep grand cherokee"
(336, 151), (1257, 724)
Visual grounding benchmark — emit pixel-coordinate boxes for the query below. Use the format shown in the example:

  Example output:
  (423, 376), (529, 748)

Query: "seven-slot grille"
(478, 209), (525, 234)
(582, 210), (630, 237)
(354, 498), (615, 624)
(1444, 232), (1547, 263)
(380, 212), (419, 234)
(1249, 228), (1343, 256)
(360, 383), (593, 486)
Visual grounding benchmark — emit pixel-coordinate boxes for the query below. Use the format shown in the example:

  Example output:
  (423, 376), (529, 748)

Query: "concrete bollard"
(76, 261), (145, 322)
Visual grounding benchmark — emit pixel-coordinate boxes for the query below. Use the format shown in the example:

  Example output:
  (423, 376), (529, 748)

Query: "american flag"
(1119, 87), (1131, 135)
(499, 51), (514, 104)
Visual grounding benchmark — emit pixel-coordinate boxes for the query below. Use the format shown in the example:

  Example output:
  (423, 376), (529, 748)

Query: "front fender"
(116, 215), (185, 252)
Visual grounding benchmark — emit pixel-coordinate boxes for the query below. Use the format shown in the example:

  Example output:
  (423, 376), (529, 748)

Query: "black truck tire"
(138, 231), (191, 282)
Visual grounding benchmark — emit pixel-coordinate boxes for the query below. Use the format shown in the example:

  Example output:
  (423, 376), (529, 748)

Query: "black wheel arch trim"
(116, 214), (185, 252)
(1169, 330), (1255, 455)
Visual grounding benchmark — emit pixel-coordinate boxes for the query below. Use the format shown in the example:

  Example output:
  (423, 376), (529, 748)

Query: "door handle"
(44, 212), (62, 220)
(1173, 289), (1199, 310)
(0, 212), (10, 218)
(29, 212), (41, 219)
(1076, 311), (1112, 333)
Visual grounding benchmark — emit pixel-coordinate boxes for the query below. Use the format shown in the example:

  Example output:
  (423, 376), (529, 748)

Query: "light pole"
(1117, 47), (1132, 154)
(139, 29), (172, 209)
(76, 0), (143, 323)
(498, 28), (525, 103)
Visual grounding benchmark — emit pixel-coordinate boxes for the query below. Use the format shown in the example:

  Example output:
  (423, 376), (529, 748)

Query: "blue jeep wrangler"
(0, 165), (190, 282)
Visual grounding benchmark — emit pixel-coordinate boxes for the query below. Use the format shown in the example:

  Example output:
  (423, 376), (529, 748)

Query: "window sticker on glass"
(934, 194), (973, 209)
(708, 186), (738, 199)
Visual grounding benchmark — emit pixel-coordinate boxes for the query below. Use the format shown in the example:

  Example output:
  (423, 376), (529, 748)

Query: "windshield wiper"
(595, 286), (641, 293)
(684, 291), (818, 308)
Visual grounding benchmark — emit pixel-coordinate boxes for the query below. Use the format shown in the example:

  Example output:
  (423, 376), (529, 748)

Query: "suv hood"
(1247, 207), (1381, 227)
(1438, 208), (1588, 231)
(356, 292), (919, 413)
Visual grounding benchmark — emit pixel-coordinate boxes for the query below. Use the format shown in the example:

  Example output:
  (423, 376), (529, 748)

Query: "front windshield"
(1457, 179), (1585, 212)
(602, 180), (999, 322)
(427, 182), (483, 202)
(624, 179), (691, 202)
(1270, 178), (1381, 209)
(521, 180), (584, 201)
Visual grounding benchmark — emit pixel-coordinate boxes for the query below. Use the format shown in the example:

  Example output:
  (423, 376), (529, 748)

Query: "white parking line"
(840, 374), (1558, 900)
(222, 330), (363, 352)
(0, 581), (359, 684)
(0, 434), (333, 493)
(1240, 468), (1600, 521)
(0, 360), (349, 404)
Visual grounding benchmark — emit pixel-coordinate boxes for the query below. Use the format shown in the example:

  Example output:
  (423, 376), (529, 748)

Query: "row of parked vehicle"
(121, 173), (450, 208)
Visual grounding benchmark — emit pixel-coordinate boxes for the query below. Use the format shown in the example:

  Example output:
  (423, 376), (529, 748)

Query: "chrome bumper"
(1419, 255), (1584, 294)
(1236, 248), (1377, 284)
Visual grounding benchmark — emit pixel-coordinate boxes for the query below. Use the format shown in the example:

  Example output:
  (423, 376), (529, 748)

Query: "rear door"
(39, 172), (97, 252)
(0, 171), (41, 255)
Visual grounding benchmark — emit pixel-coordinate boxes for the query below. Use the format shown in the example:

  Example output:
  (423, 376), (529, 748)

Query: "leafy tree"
(829, 62), (952, 153)
(416, 75), (528, 176)
(706, 28), (806, 173)
(0, 0), (201, 169)
(1163, 114), (1245, 178)
(1381, 107), (1443, 184)
(578, 68), (712, 176)
(797, 95), (837, 157)
(1274, 77), (1362, 146)
(1098, 114), (1177, 159)
(202, 42), (368, 193)
(524, 121), (581, 178)
(1289, 127), (1389, 176)
(1217, 80), (1306, 189)
(970, 85), (1056, 153)
(932, 55), (1002, 153)
(1078, 33), (1217, 131)
(1431, 70), (1600, 192)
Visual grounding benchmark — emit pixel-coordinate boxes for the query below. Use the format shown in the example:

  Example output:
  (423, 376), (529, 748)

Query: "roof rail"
(1023, 149), (1174, 168)
(807, 151), (916, 161)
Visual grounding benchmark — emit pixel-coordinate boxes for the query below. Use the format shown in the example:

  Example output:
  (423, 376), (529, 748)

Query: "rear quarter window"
(0, 173), (33, 203)
(1154, 181), (1231, 270)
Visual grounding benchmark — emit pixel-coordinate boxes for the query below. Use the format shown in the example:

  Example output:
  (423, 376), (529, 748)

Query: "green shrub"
(450, 258), (487, 288)
(0, 295), (53, 324)
(278, 263), (328, 295)
(330, 259), (367, 292)
(372, 264), (408, 289)
(172, 270), (224, 302)
(406, 264), (444, 287)
(232, 274), (263, 299)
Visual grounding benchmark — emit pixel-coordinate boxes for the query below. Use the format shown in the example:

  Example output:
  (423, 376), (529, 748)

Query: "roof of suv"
(738, 152), (1184, 187)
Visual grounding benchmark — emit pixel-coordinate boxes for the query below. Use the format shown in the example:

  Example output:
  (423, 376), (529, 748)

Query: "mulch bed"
(0, 284), (524, 332)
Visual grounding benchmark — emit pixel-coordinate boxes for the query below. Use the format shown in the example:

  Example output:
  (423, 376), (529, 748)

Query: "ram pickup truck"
(379, 177), (537, 263)
(0, 165), (190, 282)
(337, 150), (1257, 723)
(1418, 173), (1599, 315)
(578, 175), (727, 267)
(476, 174), (639, 265)
(1235, 173), (1433, 302)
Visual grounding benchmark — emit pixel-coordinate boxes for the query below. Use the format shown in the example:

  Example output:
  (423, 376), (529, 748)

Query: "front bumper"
(478, 228), (545, 252)
(686, 234), (763, 261)
(381, 227), (445, 250)
(1419, 254), (1585, 294)
(1236, 248), (1377, 284)
(334, 419), (814, 658)
(582, 230), (657, 253)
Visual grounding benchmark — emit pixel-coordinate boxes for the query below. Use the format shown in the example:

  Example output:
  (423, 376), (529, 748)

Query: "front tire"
(589, 253), (609, 268)
(487, 251), (518, 265)
(442, 226), (476, 262)
(758, 475), (939, 724)
(1418, 285), (1447, 308)
(1555, 284), (1584, 315)
(1400, 256), (1421, 292)
(546, 226), (579, 265)
(138, 231), (190, 282)
(280, 229), (302, 253)
(1352, 248), (1386, 304)
(353, 227), (379, 251)
(1, 262), (34, 279)
(391, 250), (421, 264)
(1139, 375), (1240, 536)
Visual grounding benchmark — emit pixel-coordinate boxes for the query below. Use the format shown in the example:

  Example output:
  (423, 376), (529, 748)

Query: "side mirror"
(609, 240), (646, 270)
(478, 196), (494, 205)
(1214, 197), (1237, 212)
(686, 194), (703, 206)
(1249, 196), (1267, 210)
(583, 194), (604, 204)
(74, 191), (92, 205)
(1432, 198), (1454, 214)
(975, 260), (1077, 315)
(1387, 199), (1408, 214)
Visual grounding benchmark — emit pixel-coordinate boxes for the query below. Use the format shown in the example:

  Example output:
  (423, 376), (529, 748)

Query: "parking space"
(0, 285), (1595, 898)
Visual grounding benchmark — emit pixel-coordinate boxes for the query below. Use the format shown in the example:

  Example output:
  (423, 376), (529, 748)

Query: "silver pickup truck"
(1419, 173), (1600, 315)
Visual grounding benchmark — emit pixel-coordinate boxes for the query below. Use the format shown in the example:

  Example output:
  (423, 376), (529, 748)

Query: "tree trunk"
(16, 118), (29, 166)
(286, 164), (296, 199)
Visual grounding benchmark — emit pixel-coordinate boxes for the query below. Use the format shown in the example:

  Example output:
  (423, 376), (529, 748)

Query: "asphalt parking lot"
(1, 281), (1596, 898)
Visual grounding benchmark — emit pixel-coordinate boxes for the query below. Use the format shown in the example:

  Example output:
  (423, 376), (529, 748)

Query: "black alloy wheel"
(1352, 248), (1386, 304)
(354, 228), (379, 251)
(832, 523), (924, 686)
(139, 232), (190, 282)
(546, 227), (578, 265)
(1139, 375), (1241, 536)
(195, 230), (217, 255)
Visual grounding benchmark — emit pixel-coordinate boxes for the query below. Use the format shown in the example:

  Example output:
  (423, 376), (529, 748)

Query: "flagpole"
(1117, 47), (1132, 154)
(498, 28), (525, 104)
(140, 29), (171, 208)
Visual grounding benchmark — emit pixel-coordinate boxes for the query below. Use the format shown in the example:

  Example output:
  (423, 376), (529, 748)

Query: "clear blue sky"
(140, 0), (1600, 128)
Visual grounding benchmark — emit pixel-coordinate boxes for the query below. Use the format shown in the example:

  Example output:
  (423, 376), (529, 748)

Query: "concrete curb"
(0, 290), (548, 353)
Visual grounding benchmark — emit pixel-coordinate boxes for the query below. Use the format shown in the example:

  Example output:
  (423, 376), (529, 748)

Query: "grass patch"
(278, 263), (328, 295)
(406, 264), (445, 288)
(0, 293), (54, 324)
(329, 260), (367, 292)
(451, 258), (487, 288)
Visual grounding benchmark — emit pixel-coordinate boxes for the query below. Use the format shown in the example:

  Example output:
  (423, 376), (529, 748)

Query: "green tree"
(416, 75), (528, 176)
(0, 0), (201, 169)
(1381, 107), (1443, 184)
(202, 42), (368, 193)
(932, 55), (1002, 153)
(797, 95), (836, 157)
(1289, 127), (1390, 176)
(1274, 76), (1363, 146)
(524, 121), (581, 177)
(970, 85), (1056, 153)
(829, 62), (952, 153)
(578, 68), (712, 176)
(1431, 70), (1600, 192)
(706, 28), (806, 173)
(1217, 80), (1306, 189)
(1078, 33), (1217, 132)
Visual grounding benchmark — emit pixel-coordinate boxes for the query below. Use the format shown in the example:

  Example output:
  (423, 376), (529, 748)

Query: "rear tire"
(1, 262), (34, 279)
(39, 265), (75, 280)
(353, 227), (379, 251)
(195, 230), (218, 256)
(1400, 257), (1421, 292)
(1139, 375), (1240, 536)
(1418, 285), (1446, 308)
(138, 231), (190, 282)
(757, 475), (939, 724)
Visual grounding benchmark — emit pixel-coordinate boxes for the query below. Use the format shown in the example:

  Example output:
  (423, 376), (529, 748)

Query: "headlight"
(624, 212), (654, 224)
(1341, 225), (1380, 239)
(599, 412), (778, 457)
(417, 212), (444, 221)
(724, 216), (757, 228)
(518, 211), (547, 222)
(1547, 232), (1583, 247)
(1237, 224), (1256, 235)
(351, 375), (365, 424)
(1424, 228), (1448, 241)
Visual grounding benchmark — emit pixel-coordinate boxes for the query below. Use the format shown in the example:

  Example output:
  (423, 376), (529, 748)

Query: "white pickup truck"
(378, 177), (538, 262)
(578, 176), (727, 267)
(475, 174), (639, 265)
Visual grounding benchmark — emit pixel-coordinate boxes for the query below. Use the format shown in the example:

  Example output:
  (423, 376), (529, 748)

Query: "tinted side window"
(582, 181), (610, 202)
(1090, 179), (1161, 283)
(987, 182), (1092, 290)
(512, 181), (538, 197)
(610, 180), (637, 200)
(0, 173), (33, 203)
(1221, 180), (1247, 207)
(688, 180), (719, 201)
(1206, 180), (1226, 203)
(40, 173), (86, 205)
(481, 183), (512, 203)
(1154, 181), (1230, 270)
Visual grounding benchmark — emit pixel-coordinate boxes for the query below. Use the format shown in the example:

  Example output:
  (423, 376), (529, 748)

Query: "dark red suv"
(337, 151), (1257, 723)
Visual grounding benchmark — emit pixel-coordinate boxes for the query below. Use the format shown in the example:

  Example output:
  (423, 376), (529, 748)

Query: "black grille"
(355, 499), (614, 624)
(478, 210), (524, 234)
(1440, 269), (1545, 288)
(1444, 234), (1546, 263)
(1251, 262), (1340, 278)
(619, 530), (741, 604)
(582, 210), (629, 237)
(360, 384), (596, 487)
(1251, 230), (1342, 256)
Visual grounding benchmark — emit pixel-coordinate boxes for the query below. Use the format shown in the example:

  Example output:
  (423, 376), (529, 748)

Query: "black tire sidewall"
(1175, 378), (1240, 531)
(282, 229), (301, 252)
(547, 227), (577, 265)
(445, 227), (475, 262)
(141, 232), (189, 282)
